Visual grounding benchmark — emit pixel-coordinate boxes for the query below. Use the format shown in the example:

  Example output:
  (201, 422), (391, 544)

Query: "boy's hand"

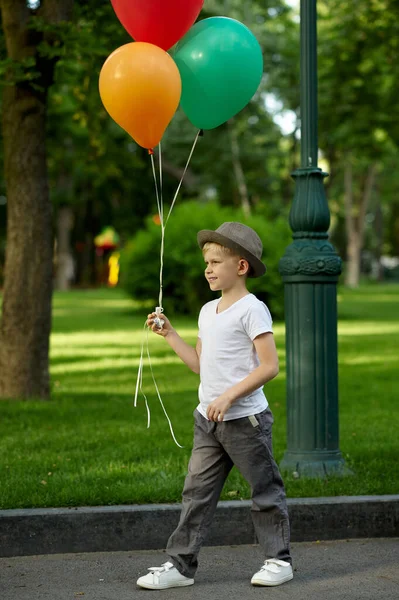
(206, 393), (233, 422)
(146, 312), (174, 338)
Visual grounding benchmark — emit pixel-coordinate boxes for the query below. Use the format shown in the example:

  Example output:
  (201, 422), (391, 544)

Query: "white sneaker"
(137, 561), (194, 590)
(251, 558), (293, 586)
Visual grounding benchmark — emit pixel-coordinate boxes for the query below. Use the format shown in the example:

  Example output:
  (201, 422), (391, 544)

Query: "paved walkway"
(1, 538), (398, 600)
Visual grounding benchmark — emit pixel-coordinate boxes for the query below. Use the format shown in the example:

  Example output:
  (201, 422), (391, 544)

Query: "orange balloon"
(99, 42), (181, 149)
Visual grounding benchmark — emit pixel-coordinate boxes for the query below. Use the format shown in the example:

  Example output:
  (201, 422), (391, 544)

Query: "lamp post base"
(280, 451), (353, 478)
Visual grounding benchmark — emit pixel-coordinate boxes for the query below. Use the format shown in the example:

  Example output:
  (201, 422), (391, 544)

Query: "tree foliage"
(120, 200), (291, 319)
(317, 0), (399, 284)
(1, 1), (399, 401)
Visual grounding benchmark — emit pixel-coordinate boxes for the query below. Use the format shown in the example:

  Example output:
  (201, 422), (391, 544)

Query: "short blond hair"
(202, 242), (239, 258)
(202, 242), (252, 276)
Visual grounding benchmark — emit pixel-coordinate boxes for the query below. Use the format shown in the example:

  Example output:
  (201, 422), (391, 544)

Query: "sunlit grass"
(0, 284), (398, 509)
(338, 322), (399, 335)
(51, 355), (183, 375)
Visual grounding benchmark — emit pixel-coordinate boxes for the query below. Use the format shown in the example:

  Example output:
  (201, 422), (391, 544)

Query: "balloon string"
(135, 133), (201, 448)
(151, 132), (201, 307)
(134, 321), (151, 429)
(158, 143), (165, 308)
(159, 222), (165, 309)
(151, 149), (165, 308)
(159, 141), (164, 223)
(145, 327), (183, 448)
(165, 129), (202, 225)
(150, 154), (163, 229)
(134, 321), (183, 447)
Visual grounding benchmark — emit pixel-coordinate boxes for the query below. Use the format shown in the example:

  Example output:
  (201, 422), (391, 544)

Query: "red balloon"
(110, 0), (204, 51)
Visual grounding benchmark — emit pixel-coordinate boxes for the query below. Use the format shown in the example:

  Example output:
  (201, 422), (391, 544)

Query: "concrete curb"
(1, 495), (398, 558)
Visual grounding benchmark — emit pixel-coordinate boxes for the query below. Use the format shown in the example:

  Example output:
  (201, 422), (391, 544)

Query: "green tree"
(46, 1), (157, 287)
(318, 0), (399, 286)
(47, 0), (299, 286)
(0, 0), (73, 400)
(0, 0), (300, 402)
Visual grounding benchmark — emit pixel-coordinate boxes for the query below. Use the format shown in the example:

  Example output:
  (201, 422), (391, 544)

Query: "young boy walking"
(137, 222), (292, 589)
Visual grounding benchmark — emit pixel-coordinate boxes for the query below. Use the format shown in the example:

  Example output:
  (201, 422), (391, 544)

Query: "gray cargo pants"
(166, 408), (291, 578)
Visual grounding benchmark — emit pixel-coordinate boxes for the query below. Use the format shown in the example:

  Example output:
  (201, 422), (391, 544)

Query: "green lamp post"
(279, 0), (350, 477)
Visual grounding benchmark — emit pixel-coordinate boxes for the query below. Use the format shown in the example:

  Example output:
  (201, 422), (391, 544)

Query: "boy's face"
(203, 248), (249, 292)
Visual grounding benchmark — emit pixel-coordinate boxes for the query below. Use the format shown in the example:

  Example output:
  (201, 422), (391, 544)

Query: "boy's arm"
(196, 338), (202, 361)
(164, 331), (201, 374)
(206, 332), (279, 422)
(146, 312), (200, 374)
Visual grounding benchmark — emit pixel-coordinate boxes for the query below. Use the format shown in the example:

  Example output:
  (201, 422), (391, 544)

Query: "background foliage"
(120, 200), (291, 318)
(1, 0), (399, 284)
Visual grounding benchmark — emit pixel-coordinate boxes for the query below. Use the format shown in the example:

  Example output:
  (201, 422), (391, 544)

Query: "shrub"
(120, 201), (291, 320)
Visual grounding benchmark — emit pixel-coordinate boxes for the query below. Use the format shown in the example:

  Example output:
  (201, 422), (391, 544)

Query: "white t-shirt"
(197, 293), (273, 421)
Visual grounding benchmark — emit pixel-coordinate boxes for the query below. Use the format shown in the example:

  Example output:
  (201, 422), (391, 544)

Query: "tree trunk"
(228, 121), (251, 217)
(344, 158), (377, 288)
(345, 235), (361, 288)
(55, 205), (74, 291)
(0, 0), (74, 399)
(373, 199), (384, 282)
(344, 159), (356, 287)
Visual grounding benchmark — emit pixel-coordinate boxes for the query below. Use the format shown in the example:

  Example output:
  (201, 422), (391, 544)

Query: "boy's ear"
(238, 258), (250, 276)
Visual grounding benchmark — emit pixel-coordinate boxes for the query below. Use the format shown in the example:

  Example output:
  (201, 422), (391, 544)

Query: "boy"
(137, 222), (292, 589)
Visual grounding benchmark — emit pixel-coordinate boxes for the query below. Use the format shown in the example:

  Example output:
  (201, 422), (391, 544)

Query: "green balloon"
(171, 17), (263, 130)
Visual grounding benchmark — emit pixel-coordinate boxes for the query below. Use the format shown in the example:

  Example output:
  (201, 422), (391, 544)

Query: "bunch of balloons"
(99, 0), (263, 151)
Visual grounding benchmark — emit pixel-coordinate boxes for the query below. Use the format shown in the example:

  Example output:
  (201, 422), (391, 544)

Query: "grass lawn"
(0, 284), (398, 509)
